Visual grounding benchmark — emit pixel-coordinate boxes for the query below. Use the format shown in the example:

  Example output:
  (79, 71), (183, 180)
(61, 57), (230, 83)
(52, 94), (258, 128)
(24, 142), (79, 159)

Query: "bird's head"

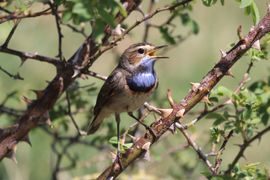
(120, 43), (168, 71)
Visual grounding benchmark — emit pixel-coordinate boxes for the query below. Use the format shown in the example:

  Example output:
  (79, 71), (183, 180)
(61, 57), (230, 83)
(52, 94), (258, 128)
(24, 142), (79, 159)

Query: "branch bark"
(0, 0), (142, 160)
(97, 6), (270, 179)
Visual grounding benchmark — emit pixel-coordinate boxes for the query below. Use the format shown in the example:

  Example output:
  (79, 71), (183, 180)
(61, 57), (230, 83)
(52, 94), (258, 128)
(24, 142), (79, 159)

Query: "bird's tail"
(87, 112), (107, 134)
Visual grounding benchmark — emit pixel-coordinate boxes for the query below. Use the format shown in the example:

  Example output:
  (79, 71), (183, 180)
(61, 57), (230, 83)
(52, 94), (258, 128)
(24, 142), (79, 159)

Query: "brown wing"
(93, 68), (126, 116)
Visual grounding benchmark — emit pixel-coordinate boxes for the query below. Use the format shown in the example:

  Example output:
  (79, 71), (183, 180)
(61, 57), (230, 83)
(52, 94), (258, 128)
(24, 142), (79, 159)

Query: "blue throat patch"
(127, 58), (157, 92)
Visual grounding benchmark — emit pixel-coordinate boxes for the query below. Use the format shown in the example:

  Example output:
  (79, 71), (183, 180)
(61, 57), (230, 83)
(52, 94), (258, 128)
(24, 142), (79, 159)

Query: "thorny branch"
(97, 5), (270, 179)
(0, 0), (143, 162)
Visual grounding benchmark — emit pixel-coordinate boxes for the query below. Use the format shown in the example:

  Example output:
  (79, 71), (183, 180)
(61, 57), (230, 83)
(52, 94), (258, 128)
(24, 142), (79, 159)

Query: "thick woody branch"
(0, 0), (142, 161)
(97, 6), (270, 179)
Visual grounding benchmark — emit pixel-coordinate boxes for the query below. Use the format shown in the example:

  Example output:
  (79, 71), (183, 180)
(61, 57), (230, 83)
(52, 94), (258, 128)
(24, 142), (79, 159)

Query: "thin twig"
(175, 122), (215, 174)
(213, 130), (234, 174)
(49, 0), (64, 61)
(91, 0), (193, 63)
(0, 66), (23, 80)
(0, 47), (62, 67)
(0, 8), (60, 24)
(66, 92), (86, 135)
(2, 20), (21, 48)
(0, 7), (12, 14)
(142, 0), (155, 42)
(84, 70), (107, 81)
(62, 23), (87, 38)
(225, 125), (270, 175)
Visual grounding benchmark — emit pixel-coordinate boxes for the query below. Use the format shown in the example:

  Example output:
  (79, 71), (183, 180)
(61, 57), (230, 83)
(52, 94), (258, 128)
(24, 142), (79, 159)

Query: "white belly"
(105, 88), (153, 113)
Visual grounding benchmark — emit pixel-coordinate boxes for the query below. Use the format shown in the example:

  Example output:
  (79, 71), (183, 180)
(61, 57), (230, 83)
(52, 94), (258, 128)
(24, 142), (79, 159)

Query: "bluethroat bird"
(87, 43), (167, 142)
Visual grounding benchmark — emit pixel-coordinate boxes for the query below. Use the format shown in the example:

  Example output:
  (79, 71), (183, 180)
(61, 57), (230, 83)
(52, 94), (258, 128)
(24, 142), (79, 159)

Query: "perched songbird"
(87, 42), (167, 135)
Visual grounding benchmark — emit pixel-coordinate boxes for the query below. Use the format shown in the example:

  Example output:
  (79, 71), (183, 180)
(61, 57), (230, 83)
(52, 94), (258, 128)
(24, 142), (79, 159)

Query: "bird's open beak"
(148, 45), (169, 59)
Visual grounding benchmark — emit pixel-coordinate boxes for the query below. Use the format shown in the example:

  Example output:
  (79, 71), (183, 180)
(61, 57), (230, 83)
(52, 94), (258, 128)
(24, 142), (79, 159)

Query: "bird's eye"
(137, 48), (145, 54)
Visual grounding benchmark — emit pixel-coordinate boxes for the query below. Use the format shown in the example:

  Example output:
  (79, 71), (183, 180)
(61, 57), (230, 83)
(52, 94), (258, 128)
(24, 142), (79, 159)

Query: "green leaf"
(191, 20), (199, 34)
(240, 0), (253, 8)
(72, 2), (91, 19)
(180, 13), (190, 25)
(216, 86), (233, 97)
(202, 0), (218, 7)
(180, 13), (199, 35)
(159, 27), (176, 44)
(250, 1), (260, 24)
(115, 0), (127, 17)
(62, 11), (72, 22)
(220, 0), (225, 5)
(249, 117), (261, 124)
(243, 105), (252, 120)
(207, 112), (227, 126)
(98, 7), (116, 27)
(109, 136), (118, 145)
(123, 143), (133, 149)
(55, 0), (62, 6)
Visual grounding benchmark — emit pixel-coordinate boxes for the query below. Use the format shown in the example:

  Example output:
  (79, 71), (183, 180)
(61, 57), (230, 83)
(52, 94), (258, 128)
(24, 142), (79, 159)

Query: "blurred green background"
(0, 0), (270, 179)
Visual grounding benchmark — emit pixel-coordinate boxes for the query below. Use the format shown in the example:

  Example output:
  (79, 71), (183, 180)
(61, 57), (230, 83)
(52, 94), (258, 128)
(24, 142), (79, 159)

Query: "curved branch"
(0, 0), (142, 161)
(97, 6), (270, 179)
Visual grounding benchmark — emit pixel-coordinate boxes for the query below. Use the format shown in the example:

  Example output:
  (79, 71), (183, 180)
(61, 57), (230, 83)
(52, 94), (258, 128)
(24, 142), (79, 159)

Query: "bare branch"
(0, 8), (57, 24)
(83, 70), (107, 81)
(175, 122), (215, 174)
(61, 23), (87, 38)
(49, 0), (64, 61)
(65, 92), (86, 135)
(0, 46), (62, 67)
(142, 0), (155, 42)
(213, 130), (234, 174)
(0, 65), (23, 80)
(2, 20), (21, 48)
(225, 125), (270, 175)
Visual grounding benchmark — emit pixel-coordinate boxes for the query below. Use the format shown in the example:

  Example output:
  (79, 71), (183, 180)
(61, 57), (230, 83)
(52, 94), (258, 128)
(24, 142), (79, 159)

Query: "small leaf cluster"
(202, 0), (225, 6)
(60, 0), (127, 37)
(201, 0), (260, 25)
(237, 0), (260, 24)
(208, 78), (270, 144)
(159, 5), (199, 45)
(50, 81), (97, 132)
(211, 163), (268, 180)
